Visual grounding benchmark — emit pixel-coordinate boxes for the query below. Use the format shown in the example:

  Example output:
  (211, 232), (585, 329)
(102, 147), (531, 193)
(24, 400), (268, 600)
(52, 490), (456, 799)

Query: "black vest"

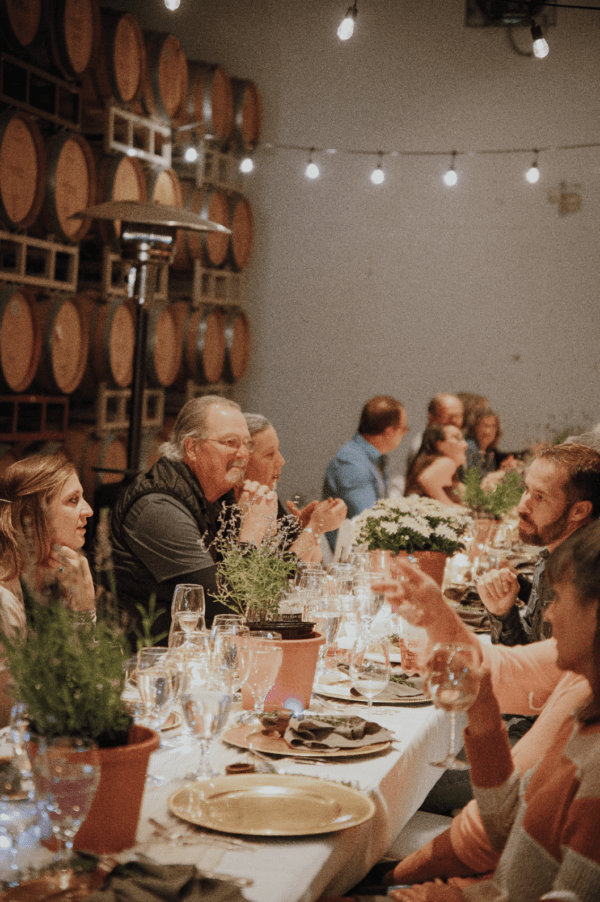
(110, 457), (235, 643)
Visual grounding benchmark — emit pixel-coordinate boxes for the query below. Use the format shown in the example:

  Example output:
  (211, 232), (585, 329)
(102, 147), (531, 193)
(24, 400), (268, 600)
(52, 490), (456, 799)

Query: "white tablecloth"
(134, 698), (462, 902)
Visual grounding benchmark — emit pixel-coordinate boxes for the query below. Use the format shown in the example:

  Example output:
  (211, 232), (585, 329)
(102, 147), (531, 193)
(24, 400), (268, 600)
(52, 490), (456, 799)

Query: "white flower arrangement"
(352, 496), (471, 555)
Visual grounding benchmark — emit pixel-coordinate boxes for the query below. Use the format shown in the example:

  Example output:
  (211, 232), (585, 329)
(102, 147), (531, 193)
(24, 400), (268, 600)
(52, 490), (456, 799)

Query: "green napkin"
(284, 714), (393, 749)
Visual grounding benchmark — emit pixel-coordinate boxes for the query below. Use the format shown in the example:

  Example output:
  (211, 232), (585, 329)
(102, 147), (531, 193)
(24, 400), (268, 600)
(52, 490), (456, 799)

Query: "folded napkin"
(86, 861), (247, 902)
(284, 714), (393, 749)
(350, 675), (426, 702)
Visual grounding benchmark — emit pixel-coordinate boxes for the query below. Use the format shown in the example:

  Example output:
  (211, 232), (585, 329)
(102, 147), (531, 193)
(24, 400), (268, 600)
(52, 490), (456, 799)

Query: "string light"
(443, 152), (458, 186)
(370, 153), (385, 185)
(337, 2), (358, 41)
(164, 0), (181, 9)
(526, 151), (540, 183)
(531, 22), (550, 58)
(240, 156), (254, 173)
(305, 149), (320, 179)
(183, 146), (198, 163)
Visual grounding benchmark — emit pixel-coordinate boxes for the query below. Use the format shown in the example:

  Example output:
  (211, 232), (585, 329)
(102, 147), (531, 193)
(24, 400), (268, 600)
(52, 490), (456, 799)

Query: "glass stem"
(448, 711), (457, 758)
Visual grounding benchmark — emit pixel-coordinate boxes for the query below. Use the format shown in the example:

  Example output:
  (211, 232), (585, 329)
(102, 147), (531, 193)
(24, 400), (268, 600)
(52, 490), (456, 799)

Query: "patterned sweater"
(462, 708), (600, 902)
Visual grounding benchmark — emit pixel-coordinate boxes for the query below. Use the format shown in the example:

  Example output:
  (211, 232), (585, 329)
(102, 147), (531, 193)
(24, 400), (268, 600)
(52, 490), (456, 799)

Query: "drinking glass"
(397, 617), (430, 676)
(353, 571), (385, 635)
(210, 613), (246, 643)
(425, 643), (482, 770)
(305, 594), (343, 682)
(30, 737), (100, 888)
(238, 632), (283, 720)
(181, 671), (233, 779)
(171, 584), (206, 647)
(136, 647), (180, 731)
(211, 623), (250, 692)
(349, 636), (390, 709)
(0, 794), (38, 886)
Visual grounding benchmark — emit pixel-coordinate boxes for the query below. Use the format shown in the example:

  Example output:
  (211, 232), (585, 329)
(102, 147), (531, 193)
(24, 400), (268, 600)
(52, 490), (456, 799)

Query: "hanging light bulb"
(531, 23), (549, 59)
(164, 0), (181, 9)
(240, 156), (254, 173)
(526, 151), (540, 183)
(370, 153), (385, 185)
(183, 145), (198, 163)
(337, 2), (357, 41)
(305, 149), (319, 180)
(443, 152), (458, 187)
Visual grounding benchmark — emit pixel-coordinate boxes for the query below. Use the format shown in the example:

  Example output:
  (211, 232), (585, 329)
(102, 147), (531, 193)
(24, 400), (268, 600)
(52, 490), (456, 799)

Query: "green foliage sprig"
(0, 601), (131, 744)
(463, 468), (525, 519)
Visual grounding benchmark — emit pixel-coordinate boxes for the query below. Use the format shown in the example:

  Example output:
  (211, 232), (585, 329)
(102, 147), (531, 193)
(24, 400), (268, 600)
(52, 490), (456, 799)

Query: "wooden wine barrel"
(172, 182), (229, 271)
(229, 78), (261, 152)
(222, 307), (250, 383)
(146, 167), (183, 208)
(64, 427), (127, 505)
(41, 132), (96, 243)
(48, 0), (100, 81)
(74, 292), (135, 396)
(182, 62), (233, 148)
(0, 111), (46, 231)
(34, 293), (89, 395)
(145, 303), (182, 388)
(84, 9), (146, 106)
(227, 192), (254, 271)
(171, 301), (225, 387)
(0, 0), (43, 52)
(95, 153), (146, 248)
(0, 283), (41, 394)
(140, 31), (188, 123)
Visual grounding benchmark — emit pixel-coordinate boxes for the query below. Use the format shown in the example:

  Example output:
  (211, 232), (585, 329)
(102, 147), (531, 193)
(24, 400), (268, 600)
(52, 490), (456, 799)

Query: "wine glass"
(238, 632), (283, 721)
(425, 643), (482, 770)
(181, 670), (233, 779)
(171, 584), (206, 648)
(305, 594), (343, 683)
(30, 737), (100, 888)
(135, 647), (180, 731)
(349, 636), (391, 709)
(211, 623), (250, 693)
(353, 571), (385, 635)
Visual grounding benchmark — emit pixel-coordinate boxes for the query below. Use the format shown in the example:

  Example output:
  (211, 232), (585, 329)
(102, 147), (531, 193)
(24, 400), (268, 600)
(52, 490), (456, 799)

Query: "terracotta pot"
(240, 632), (325, 713)
(73, 725), (159, 854)
(369, 549), (448, 586)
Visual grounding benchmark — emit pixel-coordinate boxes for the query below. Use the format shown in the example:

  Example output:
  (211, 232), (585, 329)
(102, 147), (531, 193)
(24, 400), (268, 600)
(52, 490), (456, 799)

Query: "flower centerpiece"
(352, 497), (471, 585)
(463, 468), (525, 520)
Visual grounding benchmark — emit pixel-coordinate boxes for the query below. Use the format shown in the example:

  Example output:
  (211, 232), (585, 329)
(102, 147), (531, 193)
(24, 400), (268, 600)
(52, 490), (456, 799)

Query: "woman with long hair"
(405, 423), (467, 507)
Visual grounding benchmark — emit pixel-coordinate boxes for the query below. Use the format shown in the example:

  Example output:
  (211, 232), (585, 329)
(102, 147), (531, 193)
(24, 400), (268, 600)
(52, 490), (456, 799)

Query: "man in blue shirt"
(323, 396), (408, 551)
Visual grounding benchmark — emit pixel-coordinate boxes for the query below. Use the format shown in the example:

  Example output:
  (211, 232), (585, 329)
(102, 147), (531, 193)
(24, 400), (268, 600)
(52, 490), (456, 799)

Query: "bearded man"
(479, 442), (600, 645)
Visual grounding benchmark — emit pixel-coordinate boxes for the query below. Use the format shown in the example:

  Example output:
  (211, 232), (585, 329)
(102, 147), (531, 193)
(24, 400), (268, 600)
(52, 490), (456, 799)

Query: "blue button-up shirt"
(323, 433), (388, 550)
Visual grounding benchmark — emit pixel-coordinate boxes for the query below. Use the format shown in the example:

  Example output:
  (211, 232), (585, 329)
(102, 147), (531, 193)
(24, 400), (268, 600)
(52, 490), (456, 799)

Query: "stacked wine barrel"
(0, 1), (260, 499)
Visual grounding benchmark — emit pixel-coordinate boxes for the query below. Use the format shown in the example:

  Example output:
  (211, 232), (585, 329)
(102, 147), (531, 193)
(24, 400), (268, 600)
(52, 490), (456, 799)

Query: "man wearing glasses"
(111, 396), (277, 643)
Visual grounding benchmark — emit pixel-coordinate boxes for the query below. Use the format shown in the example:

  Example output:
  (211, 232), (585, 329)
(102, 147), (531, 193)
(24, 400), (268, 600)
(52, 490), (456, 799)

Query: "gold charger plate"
(168, 773), (375, 836)
(314, 683), (431, 706)
(222, 724), (391, 758)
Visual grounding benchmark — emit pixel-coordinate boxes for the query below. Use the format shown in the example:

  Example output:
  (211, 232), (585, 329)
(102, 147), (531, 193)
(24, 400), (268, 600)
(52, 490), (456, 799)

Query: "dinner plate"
(222, 724), (391, 758)
(314, 683), (431, 705)
(168, 773), (376, 836)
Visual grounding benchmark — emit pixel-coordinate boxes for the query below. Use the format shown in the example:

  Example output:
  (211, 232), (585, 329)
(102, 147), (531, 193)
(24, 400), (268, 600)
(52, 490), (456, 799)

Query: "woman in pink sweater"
(379, 522), (600, 902)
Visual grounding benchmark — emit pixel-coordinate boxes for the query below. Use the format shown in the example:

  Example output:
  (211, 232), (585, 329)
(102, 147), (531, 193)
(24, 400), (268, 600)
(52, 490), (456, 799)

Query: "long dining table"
(131, 694), (463, 902)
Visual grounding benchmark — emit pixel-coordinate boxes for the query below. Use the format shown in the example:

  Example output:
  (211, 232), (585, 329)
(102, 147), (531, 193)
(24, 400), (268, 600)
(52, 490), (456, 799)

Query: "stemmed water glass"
(181, 669), (233, 780)
(171, 584), (206, 648)
(237, 632), (283, 723)
(136, 647), (180, 732)
(0, 794), (39, 886)
(425, 643), (482, 770)
(211, 622), (250, 693)
(349, 636), (390, 709)
(353, 571), (385, 636)
(30, 737), (100, 889)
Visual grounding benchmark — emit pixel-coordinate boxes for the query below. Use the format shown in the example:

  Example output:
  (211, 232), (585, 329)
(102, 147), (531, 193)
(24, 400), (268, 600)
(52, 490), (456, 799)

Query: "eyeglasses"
(204, 437), (256, 453)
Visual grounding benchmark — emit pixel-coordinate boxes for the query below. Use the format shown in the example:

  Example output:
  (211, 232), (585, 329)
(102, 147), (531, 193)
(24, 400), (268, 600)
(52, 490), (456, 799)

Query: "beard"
(225, 462), (246, 486)
(518, 506), (571, 547)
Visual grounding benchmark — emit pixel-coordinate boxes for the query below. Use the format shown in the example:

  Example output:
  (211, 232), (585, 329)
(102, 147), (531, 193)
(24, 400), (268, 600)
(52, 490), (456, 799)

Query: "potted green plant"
(352, 496), (471, 585)
(0, 600), (159, 854)
(463, 468), (525, 520)
(210, 515), (325, 712)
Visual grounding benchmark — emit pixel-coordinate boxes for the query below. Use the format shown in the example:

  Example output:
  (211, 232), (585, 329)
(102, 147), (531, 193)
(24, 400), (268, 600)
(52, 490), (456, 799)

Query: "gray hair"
(159, 396), (241, 461)
(243, 413), (272, 437)
(564, 433), (600, 455)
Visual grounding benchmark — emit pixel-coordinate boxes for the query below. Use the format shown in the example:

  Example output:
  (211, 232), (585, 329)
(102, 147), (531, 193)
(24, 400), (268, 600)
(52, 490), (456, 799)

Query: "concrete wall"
(115, 0), (600, 505)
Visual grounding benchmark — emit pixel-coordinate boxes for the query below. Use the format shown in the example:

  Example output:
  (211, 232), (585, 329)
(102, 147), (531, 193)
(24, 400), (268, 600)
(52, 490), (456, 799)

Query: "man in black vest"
(111, 395), (277, 645)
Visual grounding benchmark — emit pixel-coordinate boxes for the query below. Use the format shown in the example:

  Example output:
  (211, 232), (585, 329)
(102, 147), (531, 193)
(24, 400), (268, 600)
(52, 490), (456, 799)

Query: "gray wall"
(116, 0), (600, 505)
